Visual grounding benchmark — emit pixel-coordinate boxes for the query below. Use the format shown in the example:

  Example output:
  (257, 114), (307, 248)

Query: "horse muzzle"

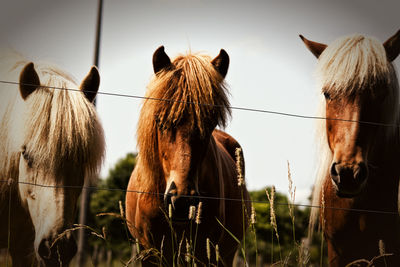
(164, 181), (199, 222)
(37, 232), (77, 266)
(330, 162), (368, 198)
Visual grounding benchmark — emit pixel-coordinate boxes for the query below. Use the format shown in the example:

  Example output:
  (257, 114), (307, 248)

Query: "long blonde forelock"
(0, 62), (105, 188)
(26, 66), (104, 178)
(316, 34), (391, 97)
(136, 52), (231, 191)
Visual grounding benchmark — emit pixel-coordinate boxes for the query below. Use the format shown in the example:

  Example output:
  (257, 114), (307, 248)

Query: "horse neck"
(365, 125), (400, 205)
(198, 136), (223, 196)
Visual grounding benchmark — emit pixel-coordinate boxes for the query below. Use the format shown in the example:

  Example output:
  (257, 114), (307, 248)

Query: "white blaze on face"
(18, 155), (65, 254)
(165, 170), (178, 196)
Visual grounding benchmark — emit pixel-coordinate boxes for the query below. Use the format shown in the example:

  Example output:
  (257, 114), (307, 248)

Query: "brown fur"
(304, 32), (400, 266)
(136, 52), (230, 193)
(126, 50), (249, 266)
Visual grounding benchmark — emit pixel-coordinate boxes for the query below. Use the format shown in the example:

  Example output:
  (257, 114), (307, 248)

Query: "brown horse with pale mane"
(0, 59), (104, 266)
(126, 46), (250, 266)
(301, 29), (400, 266)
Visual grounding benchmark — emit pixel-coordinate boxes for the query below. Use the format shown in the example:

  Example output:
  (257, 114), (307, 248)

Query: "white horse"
(0, 59), (105, 266)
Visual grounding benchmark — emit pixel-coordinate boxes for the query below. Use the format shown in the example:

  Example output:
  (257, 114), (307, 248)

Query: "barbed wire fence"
(0, 179), (399, 216)
(2, 79), (400, 266)
(1, 79), (400, 217)
(1, 80), (400, 128)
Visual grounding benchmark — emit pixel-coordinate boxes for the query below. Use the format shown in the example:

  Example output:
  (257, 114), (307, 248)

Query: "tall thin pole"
(77, 0), (103, 266)
(93, 0), (103, 69)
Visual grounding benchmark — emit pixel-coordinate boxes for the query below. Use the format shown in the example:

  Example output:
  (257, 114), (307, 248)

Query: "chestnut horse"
(301, 30), (400, 266)
(126, 46), (250, 266)
(0, 60), (105, 266)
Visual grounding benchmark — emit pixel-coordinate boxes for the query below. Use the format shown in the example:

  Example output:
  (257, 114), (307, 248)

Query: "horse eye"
(323, 92), (331, 100)
(21, 145), (33, 167)
(21, 145), (27, 158)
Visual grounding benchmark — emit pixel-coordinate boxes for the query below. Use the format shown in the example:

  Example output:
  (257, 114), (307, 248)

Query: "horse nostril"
(330, 162), (340, 184)
(38, 239), (51, 259)
(330, 162), (338, 176)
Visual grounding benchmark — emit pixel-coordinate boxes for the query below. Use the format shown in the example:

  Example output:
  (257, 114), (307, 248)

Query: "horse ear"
(80, 66), (100, 103)
(211, 49), (229, 78)
(153, 46), (172, 74)
(383, 29), (400, 62)
(19, 62), (40, 100)
(299, 35), (327, 58)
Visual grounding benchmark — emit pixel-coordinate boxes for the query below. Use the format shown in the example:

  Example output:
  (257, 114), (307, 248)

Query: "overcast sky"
(1, 0), (399, 203)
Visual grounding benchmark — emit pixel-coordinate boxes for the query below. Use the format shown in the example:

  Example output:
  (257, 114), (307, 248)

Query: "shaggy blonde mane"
(0, 61), (105, 194)
(317, 35), (395, 97)
(309, 34), (400, 239)
(136, 52), (231, 192)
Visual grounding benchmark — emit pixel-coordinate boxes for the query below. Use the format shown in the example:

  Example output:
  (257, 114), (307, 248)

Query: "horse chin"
(331, 177), (366, 198)
(334, 186), (364, 198)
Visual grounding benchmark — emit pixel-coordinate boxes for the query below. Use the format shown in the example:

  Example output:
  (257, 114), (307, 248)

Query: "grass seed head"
(188, 205), (196, 220)
(168, 204), (172, 219)
(206, 238), (211, 261)
(185, 238), (191, 263)
(235, 147), (244, 186)
(216, 244), (220, 263)
(250, 205), (256, 225)
(195, 202), (202, 224)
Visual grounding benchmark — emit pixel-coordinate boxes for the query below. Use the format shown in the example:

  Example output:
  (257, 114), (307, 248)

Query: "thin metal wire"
(1, 80), (399, 128)
(1, 80), (400, 215)
(1, 179), (398, 215)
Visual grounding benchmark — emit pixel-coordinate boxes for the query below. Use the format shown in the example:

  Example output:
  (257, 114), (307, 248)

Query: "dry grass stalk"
(177, 234), (184, 262)
(298, 239), (311, 267)
(215, 244), (220, 265)
(250, 205), (256, 225)
(287, 161), (296, 222)
(379, 239), (388, 267)
(320, 188), (326, 267)
(195, 202), (203, 224)
(235, 147), (244, 186)
(379, 239), (385, 256)
(185, 238), (191, 263)
(320, 188), (326, 232)
(135, 238), (140, 255)
(50, 224), (105, 248)
(119, 200), (125, 218)
(189, 205), (196, 220)
(160, 235), (165, 263)
(266, 186), (279, 241)
(266, 186), (283, 264)
(168, 204), (172, 219)
(345, 253), (394, 267)
(102, 226), (107, 240)
(206, 238), (211, 261)
(56, 245), (62, 266)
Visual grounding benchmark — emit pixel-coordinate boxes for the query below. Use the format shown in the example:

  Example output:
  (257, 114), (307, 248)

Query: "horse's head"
(139, 47), (230, 221)
(301, 30), (400, 197)
(16, 63), (104, 265)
